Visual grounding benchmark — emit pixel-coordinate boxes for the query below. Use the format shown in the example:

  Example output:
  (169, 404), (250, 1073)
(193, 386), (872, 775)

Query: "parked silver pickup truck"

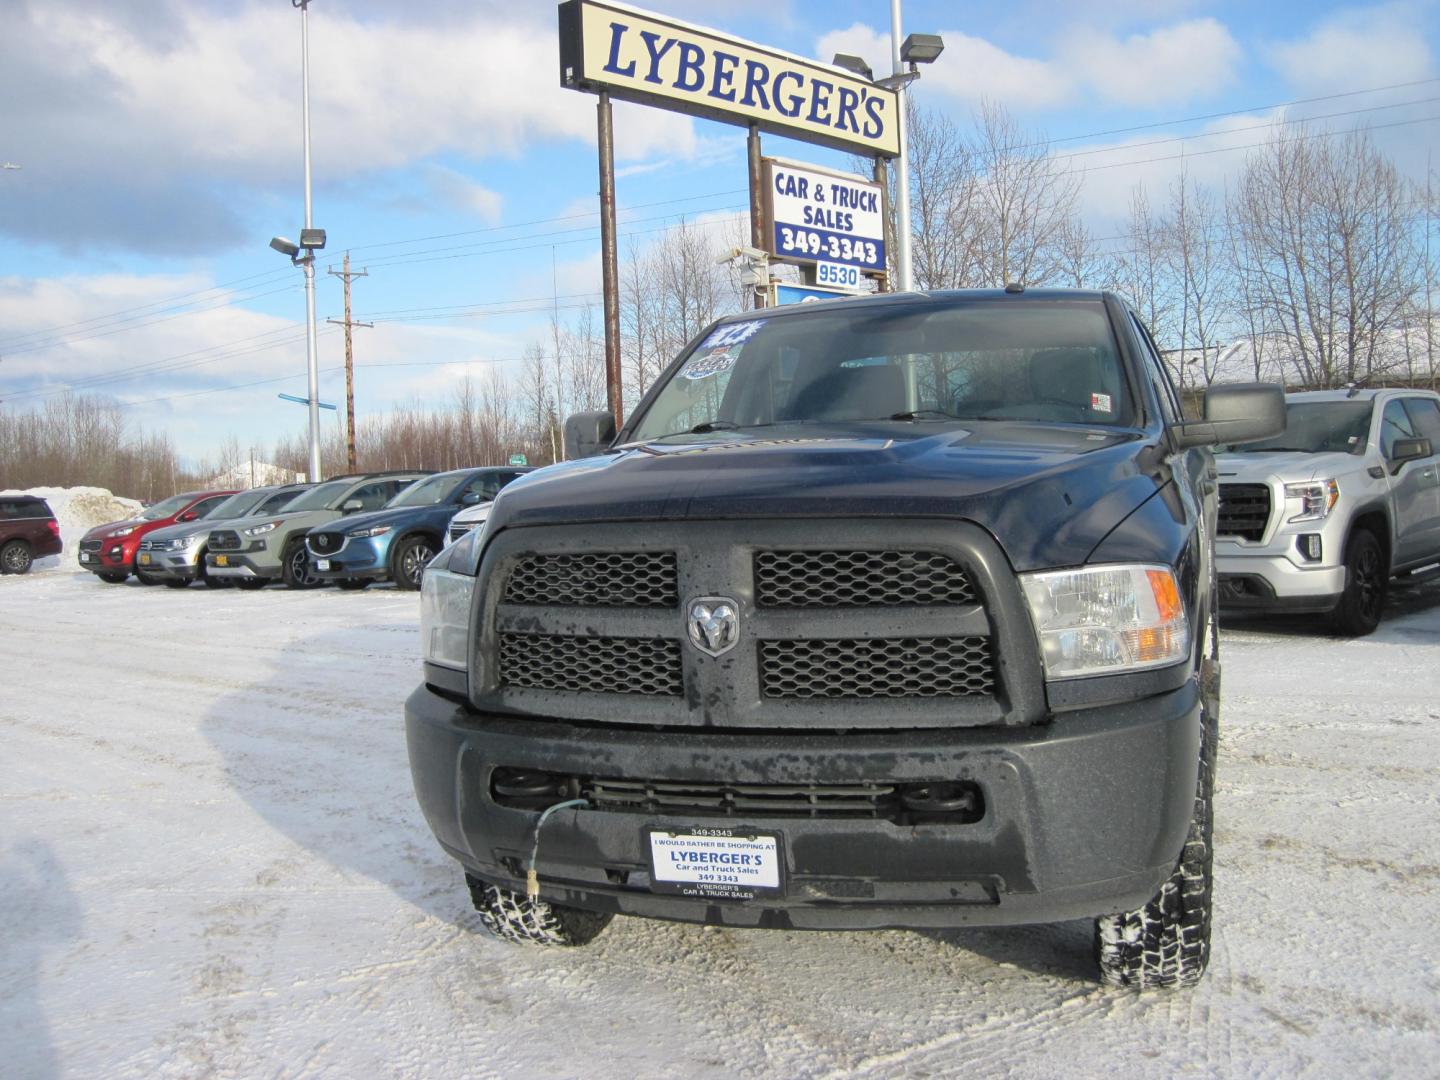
(1215, 387), (1440, 634)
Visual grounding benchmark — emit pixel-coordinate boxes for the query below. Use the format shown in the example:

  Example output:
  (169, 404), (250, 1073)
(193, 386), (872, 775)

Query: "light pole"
(295, 0), (322, 482)
(885, 2), (944, 292)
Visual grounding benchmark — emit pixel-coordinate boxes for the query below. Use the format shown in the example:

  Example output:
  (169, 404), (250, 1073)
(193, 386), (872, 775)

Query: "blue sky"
(1, 0), (1437, 461)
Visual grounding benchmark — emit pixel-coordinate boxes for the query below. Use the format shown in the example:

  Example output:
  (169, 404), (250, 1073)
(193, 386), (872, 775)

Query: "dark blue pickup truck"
(406, 288), (1283, 988)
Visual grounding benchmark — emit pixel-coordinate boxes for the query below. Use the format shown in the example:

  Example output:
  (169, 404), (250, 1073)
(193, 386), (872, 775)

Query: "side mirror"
(178, 511), (198, 523)
(341, 498), (364, 513)
(1171, 383), (1286, 449)
(1388, 436), (1433, 474)
(460, 491), (487, 506)
(564, 410), (617, 460)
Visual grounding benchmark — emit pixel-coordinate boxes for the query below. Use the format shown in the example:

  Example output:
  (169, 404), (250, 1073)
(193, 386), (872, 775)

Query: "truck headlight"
(420, 566), (473, 670)
(352, 525), (391, 538)
(1284, 479), (1339, 523)
(244, 521), (280, 536)
(1019, 564), (1190, 679)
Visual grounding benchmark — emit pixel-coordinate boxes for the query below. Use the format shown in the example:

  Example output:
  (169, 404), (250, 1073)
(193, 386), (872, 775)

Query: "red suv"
(0, 496), (63, 574)
(78, 490), (236, 583)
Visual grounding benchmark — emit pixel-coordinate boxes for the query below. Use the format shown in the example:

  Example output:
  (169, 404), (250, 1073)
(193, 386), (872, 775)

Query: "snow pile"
(0, 486), (142, 571)
(205, 459), (300, 490)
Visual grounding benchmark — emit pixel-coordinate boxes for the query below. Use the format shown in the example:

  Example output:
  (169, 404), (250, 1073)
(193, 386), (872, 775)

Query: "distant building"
(205, 459), (301, 490)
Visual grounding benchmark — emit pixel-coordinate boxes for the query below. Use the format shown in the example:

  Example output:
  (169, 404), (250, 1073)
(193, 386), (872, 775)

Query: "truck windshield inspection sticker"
(648, 828), (782, 900)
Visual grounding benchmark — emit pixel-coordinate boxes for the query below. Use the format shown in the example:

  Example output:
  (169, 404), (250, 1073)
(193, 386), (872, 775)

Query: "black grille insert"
(489, 767), (985, 824)
(503, 552), (678, 607)
(499, 633), (683, 696)
(1217, 483), (1271, 541)
(79, 539), (102, 553)
(309, 531), (343, 554)
(755, 550), (977, 607)
(208, 530), (242, 552)
(761, 637), (994, 698)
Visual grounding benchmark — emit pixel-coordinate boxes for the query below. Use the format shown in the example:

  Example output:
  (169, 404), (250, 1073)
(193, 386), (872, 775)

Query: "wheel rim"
(2, 546), (26, 571)
(290, 547), (318, 586)
(1354, 546), (1383, 619)
(402, 543), (435, 585)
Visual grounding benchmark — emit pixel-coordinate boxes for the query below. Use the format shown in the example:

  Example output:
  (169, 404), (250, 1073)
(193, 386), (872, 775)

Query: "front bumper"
(79, 540), (137, 573)
(1216, 546), (1344, 612)
(308, 535), (388, 580)
(205, 553), (280, 580)
(406, 681), (1202, 930)
(136, 546), (202, 580)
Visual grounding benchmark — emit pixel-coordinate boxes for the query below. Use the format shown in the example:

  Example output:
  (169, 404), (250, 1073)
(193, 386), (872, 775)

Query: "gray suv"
(1215, 387), (1440, 634)
(137, 483), (311, 587)
(204, 471), (430, 589)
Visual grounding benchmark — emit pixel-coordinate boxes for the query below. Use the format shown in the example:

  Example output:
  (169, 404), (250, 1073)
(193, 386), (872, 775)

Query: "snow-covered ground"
(2, 571), (1438, 1078)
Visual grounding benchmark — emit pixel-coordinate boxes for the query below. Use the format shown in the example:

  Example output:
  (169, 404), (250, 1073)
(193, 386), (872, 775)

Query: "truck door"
(1399, 397), (1440, 560)
(1379, 398), (1437, 566)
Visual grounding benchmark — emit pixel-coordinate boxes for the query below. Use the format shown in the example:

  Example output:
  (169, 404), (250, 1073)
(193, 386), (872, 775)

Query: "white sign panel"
(648, 829), (782, 899)
(763, 159), (886, 273)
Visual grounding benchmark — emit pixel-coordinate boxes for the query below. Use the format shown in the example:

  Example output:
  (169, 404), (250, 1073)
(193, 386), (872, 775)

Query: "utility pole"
(326, 251), (371, 474)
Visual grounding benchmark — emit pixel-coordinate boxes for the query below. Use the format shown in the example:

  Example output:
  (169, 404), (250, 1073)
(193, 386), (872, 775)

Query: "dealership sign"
(763, 159), (885, 273)
(558, 1), (901, 157)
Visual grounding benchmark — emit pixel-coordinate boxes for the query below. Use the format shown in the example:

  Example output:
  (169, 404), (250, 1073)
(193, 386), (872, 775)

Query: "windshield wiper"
(688, 420), (741, 434)
(886, 410), (963, 422)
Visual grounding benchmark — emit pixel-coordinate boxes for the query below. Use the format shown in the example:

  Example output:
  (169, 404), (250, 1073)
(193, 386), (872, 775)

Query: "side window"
(1401, 398), (1440, 447)
(1128, 315), (1181, 424)
(0, 501), (18, 518)
(1380, 400), (1418, 458)
(258, 490), (299, 514)
(189, 496), (229, 519)
(350, 482), (393, 511)
(462, 474), (503, 502)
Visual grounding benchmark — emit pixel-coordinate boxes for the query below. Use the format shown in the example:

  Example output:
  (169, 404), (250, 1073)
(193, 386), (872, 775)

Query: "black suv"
(0, 496), (63, 574)
(406, 290), (1283, 988)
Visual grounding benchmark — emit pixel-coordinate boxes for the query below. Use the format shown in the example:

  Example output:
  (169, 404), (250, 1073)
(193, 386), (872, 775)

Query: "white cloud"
(1061, 19), (1242, 107)
(1269, 4), (1434, 95)
(816, 17), (1239, 113)
(424, 166), (503, 223)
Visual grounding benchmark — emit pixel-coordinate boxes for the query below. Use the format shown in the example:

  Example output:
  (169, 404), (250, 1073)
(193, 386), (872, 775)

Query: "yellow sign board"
(559, 1), (900, 158)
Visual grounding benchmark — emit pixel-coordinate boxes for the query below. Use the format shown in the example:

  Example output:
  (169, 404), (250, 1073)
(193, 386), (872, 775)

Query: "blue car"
(304, 466), (532, 590)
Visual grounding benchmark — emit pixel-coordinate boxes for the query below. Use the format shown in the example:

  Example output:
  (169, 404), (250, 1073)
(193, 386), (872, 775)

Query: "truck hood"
(1215, 450), (1363, 483)
(490, 425), (1170, 572)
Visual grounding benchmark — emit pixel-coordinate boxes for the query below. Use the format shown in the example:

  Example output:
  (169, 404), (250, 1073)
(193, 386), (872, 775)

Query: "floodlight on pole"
(831, 53), (873, 82)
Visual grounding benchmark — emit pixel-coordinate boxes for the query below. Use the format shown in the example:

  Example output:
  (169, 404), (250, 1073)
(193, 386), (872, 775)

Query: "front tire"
(391, 535), (437, 591)
(336, 578), (371, 591)
(281, 541), (323, 590)
(1331, 528), (1386, 636)
(466, 875), (613, 947)
(162, 578), (189, 589)
(133, 566), (162, 585)
(235, 578), (268, 591)
(97, 571), (128, 584)
(1, 540), (33, 574)
(1094, 705), (1215, 989)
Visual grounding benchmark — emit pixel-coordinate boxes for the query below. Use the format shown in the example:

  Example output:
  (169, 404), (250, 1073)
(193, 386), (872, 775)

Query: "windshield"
(254, 488), (305, 514)
(1225, 400), (1372, 454)
(280, 479), (352, 512)
(140, 494), (195, 520)
(388, 473), (463, 508)
(627, 300), (1133, 443)
(204, 489), (270, 520)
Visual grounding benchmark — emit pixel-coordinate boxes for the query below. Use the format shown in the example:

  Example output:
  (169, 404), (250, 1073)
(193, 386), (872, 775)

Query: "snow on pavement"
(2, 570), (1438, 1078)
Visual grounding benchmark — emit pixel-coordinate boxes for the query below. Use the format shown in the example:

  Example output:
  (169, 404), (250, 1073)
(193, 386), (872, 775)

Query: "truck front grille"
(208, 529), (242, 552)
(755, 550), (976, 607)
(1217, 483), (1271, 541)
(79, 539), (102, 553)
(498, 632), (683, 696)
(308, 531), (343, 554)
(474, 520), (1039, 730)
(761, 637), (994, 698)
(502, 552), (678, 607)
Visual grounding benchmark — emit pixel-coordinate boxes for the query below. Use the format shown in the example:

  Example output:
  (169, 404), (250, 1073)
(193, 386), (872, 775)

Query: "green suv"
(204, 470), (430, 589)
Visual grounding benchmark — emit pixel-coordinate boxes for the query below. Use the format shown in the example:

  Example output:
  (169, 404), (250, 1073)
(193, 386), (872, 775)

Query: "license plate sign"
(214, 555), (229, 566)
(647, 828), (782, 900)
(79, 553), (92, 563)
(138, 553), (150, 565)
(316, 558), (330, 571)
